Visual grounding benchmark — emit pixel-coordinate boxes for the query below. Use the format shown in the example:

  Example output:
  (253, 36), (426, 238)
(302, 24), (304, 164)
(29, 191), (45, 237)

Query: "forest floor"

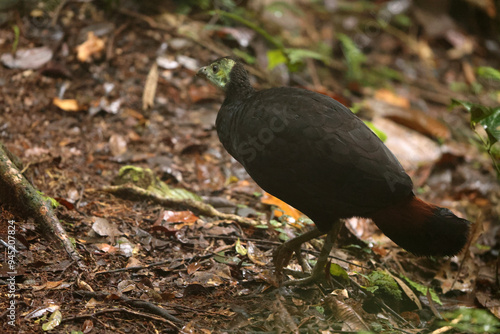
(0, 1), (499, 333)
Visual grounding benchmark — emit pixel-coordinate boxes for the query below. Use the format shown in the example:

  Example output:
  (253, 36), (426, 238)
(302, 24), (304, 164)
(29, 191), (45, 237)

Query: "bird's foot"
(282, 264), (326, 286)
(273, 243), (295, 276)
(277, 221), (343, 287)
(273, 228), (323, 277)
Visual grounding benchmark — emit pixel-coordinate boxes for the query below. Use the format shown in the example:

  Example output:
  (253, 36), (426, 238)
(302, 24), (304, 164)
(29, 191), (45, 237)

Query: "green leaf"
(329, 263), (349, 282)
(42, 310), (62, 331)
(214, 251), (240, 265)
(337, 33), (366, 81)
(477, 66), (500, 82)
(235, 238), (247, 256)
(364, 121), (387, 142)
(393, 14), (411, 27)
(285, 48), (328, 65)
(212, 10), (283, 49)
(265, 1), (302, 16)
(315, 306), (325, 314)
(402, 276), (442, 305)
(278, 232), (289, 241)
(232, 49), (256, 64)
(269, 219), (282, 227)
(450, 99), (495, 124)
(267, 49), (287, 70)
(481, 107), (500, 146)
(37, 191), (60, 208)
(440, 308), (500, 333)
(12, 25), (19, 53)
(115, 166), (202, 201)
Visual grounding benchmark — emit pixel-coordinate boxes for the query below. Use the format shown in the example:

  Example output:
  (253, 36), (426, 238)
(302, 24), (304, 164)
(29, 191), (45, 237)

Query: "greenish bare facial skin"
(197, 58), (235, 91)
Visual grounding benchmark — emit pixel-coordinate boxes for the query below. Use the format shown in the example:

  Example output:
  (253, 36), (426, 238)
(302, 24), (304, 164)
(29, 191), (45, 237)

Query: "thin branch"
(100, 184), (260, 227)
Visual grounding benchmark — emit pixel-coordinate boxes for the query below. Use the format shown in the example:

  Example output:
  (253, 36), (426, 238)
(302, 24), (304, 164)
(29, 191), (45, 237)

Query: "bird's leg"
(274, 227), (324, 276)
(283, 220), (343, 286)
(294, 247), (312, 273)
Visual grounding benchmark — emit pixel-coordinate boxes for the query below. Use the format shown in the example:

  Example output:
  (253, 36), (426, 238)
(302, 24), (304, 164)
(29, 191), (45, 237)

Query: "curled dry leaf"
(143, 62), (158, 110)
(76, 31), (105, 62)
(247, 241), (267, 266)
(324, 295), (370, 332)
(109, 134), (128, 157)
(53, 97), (82, 112)
(261, 192), (302, 220)
(92, 217), (120, 238)
(387, 271), (422, 310)
(370, 91), (451, 140)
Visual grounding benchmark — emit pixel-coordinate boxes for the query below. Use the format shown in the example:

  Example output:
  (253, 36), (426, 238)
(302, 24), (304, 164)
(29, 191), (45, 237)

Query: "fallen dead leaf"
(53, 98), (82, 112)
(261, 192), (302, 220)
(374, 89), (410, 109)
(143, 62), (158, 110)
(76, 31), (105, 62)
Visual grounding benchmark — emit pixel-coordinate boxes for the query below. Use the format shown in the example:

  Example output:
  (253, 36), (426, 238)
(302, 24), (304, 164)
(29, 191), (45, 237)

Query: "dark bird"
(197, 56), (471, 285)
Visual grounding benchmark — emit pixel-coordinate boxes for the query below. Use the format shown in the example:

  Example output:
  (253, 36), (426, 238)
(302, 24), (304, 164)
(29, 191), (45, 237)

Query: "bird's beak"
(197, 66), (207, 77)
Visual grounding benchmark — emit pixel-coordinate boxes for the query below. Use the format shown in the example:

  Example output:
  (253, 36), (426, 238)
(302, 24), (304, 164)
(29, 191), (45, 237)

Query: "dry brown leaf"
(143, 62), (158, 110)
(53, 98), (82, 112)
(388, 271), (422, 310)
(367, 98), (451, 140)
(109, 134), (128, 157)
(247, 241), (267, 266)
(324, 295), (370, 332)
(188, 84), (218, 103)
(162, 210), (199, 225)
(371, 117), (441, 171)
(94, 243), (117, 253)
(374, 89), (410, 109)
(476, 291), (500, 320)
(126, 257), (142, 268)
(261, 192), (302, 220)
(187, 262), (202, 275)
(76, 32), (105, 62)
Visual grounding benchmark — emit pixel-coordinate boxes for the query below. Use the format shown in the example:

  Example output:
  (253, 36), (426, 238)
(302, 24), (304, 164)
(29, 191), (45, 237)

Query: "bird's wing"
(225, 87), (413, 227)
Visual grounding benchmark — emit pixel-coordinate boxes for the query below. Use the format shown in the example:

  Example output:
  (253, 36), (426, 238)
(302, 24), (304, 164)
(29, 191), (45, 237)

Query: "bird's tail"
(370, 194), (471, 256)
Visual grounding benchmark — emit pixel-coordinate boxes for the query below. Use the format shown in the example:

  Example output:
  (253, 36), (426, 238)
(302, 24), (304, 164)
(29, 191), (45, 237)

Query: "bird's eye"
(212, 65), (219, 73)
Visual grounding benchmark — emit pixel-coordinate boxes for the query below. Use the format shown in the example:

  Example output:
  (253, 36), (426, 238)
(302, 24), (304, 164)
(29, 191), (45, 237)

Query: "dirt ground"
(1, 1), (499, 333)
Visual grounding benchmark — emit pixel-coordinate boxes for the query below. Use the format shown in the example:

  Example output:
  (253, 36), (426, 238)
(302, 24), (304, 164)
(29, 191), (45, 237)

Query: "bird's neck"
(224, 68), (255, 103)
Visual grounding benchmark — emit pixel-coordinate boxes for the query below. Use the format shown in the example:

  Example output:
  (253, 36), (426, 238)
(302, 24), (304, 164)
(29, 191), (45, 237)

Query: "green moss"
(365, 270), (402, 300)
(114, 166), (201, 201)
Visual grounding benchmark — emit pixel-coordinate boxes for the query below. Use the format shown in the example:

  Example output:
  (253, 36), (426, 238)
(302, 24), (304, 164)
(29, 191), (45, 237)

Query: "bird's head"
(197, 57), (237, 91)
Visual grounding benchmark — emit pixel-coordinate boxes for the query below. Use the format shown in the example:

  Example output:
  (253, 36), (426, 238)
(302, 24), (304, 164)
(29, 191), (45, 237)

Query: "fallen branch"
(101, 184), (260, 227)
(94, 254), (213, 275)
(62, 308), (180, 330)
(74, 290), (183, 326)
(0, 144), (86, 269)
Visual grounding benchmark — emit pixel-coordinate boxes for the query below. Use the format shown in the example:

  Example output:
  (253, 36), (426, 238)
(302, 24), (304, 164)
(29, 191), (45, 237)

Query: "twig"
(101, 184), (260, 227)
(61, 307), (180, 330)
(50, 0), (68, 27)
(106, 22), (129, 61)
(94, 254), (214, 275)
(212, 10), (283, 49)
(451, 213), (480, 290)
(74, 290), (183, 326)
(0, 143), (86, 269)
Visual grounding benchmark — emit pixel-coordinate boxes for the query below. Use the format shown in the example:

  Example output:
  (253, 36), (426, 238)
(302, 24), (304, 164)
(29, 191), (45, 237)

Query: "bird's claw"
(273, 243), (295, 276)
